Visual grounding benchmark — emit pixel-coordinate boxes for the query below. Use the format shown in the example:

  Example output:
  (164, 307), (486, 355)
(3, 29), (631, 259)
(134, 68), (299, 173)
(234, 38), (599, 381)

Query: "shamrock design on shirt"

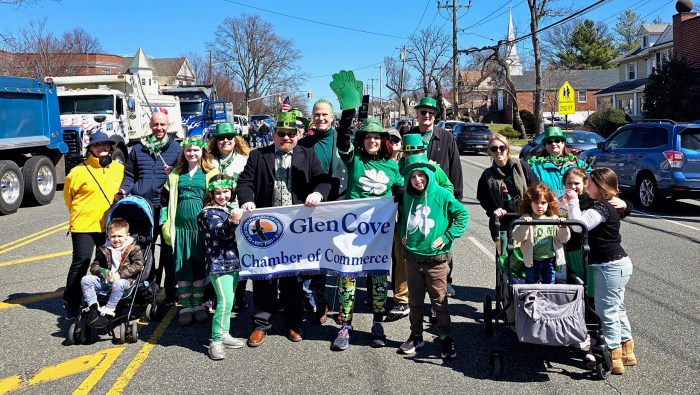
(359, 169), (389, 195)
(406, 204), (435, 236)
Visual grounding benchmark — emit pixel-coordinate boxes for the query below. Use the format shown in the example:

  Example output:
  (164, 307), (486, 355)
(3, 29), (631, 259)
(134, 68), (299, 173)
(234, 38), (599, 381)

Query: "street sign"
(558, 81), (575, 115)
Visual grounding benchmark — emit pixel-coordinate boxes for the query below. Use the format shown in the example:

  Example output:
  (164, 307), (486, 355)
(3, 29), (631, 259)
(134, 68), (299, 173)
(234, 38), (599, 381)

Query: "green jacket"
(400, 166), (469, 256)
(398, 155), (454, 194)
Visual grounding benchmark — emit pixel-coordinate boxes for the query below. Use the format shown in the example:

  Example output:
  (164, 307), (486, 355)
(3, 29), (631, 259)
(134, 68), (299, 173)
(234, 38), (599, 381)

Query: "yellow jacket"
(64, 155), (124, 233)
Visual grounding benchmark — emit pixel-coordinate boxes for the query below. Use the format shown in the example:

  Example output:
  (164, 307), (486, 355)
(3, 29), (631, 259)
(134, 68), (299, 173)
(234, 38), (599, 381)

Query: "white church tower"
(506, 9), (523, 76)
(127, 47), (158, 95)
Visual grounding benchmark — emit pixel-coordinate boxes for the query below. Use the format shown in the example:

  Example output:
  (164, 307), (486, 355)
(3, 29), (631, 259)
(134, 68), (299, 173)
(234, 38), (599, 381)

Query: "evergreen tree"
(643, 57), (700, 121)
(614, 10), (644, 54)
(556, 20), (616, 69)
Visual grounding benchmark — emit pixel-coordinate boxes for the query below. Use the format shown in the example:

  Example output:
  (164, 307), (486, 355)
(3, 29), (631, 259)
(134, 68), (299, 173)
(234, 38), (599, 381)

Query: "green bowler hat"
(414, 97), (440, 115)
(276, 111), (298, 130)
(400, 134), (427, 152)
(361, 118), (388, 135)
(289, 108), (309, 128)
(542, 126), (565, 143)
(213, 122), (238, 137)
(401, 153), (439, 178)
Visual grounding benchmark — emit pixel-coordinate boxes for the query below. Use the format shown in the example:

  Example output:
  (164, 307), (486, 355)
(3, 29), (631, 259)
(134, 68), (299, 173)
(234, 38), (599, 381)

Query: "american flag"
(280, 96), (291, 111)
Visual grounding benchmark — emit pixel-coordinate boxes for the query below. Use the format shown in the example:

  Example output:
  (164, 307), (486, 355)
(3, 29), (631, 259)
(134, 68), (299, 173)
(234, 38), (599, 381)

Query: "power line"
(222, 0), (408, 40)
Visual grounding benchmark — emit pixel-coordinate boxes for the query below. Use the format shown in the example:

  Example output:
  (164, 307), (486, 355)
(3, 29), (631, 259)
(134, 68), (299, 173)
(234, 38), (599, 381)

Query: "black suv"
(452, 122), (493, 154)
(580, 120), (700, 209)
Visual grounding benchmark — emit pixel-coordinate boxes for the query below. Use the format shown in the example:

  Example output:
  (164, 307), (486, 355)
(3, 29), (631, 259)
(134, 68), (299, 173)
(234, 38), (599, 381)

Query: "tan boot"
(622, 339), (637, 366)
(611, 347), (625, 374)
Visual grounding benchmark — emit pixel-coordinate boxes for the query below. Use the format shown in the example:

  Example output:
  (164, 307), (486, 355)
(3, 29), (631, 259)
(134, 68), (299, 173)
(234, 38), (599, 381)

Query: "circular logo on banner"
(240, 214), (285, 248)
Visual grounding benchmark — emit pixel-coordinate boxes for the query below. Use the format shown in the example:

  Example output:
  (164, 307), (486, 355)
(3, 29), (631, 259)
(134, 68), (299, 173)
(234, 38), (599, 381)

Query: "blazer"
(236, 144), (331, 208)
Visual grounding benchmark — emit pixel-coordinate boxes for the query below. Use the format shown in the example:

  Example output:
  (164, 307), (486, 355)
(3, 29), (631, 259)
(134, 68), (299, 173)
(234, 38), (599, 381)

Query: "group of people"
(476, 127), (636, 375)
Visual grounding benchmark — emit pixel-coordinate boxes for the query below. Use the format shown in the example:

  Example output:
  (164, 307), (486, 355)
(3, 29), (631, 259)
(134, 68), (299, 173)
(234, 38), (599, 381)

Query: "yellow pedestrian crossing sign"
(558, 81), (576, 115)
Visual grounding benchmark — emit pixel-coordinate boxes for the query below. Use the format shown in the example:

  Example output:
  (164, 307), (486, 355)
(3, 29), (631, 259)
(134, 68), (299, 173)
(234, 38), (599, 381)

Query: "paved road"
(1, 155), (699, 394)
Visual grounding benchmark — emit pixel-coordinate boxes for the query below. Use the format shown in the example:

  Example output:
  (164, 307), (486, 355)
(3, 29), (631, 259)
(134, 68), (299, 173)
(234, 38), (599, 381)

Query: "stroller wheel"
(129, 321), (139, 343)
(483, 294), (493, 333)
(489, 352), (503, 378)
(118, 323), (127, 344)
(595, 361), (611, 380)
(145, 304), (153, 321)
(67, 323), (78, 345)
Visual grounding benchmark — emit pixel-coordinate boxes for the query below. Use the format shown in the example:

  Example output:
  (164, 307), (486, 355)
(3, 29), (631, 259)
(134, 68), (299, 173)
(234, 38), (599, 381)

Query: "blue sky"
(0, 0), (681, 113)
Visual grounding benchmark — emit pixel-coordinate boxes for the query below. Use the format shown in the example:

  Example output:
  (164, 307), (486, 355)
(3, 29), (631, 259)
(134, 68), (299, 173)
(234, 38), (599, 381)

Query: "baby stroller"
(67, 195), (160, 345)
(482, 216), (612, 379)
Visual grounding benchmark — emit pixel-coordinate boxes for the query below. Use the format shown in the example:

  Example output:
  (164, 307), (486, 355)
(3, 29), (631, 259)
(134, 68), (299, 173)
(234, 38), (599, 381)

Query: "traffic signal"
(307, 92), (313, 99)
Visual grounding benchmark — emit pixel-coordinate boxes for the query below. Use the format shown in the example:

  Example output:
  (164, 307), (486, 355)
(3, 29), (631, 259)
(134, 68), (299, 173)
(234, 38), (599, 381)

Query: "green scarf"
(217, 152), (236, 173)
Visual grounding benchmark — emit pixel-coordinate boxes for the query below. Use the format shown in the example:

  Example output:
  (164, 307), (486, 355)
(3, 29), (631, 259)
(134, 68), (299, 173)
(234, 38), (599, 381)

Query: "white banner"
(235, 197), (397, 280)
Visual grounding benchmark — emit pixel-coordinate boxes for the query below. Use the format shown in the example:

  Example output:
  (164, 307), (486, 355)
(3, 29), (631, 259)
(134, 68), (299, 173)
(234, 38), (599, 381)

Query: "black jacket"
(119, 138), (181, 207)
(406, 126), (463, 201)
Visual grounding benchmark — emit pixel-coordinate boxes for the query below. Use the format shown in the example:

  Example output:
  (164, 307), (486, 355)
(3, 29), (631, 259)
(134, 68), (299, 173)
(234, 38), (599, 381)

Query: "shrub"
(517, 110), (536, 137)
(499, 125), (521, 139)
(584, 108), (629, 138)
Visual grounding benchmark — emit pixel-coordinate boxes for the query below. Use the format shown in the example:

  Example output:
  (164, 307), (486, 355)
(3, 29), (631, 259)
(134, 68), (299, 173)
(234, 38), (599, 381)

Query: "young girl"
(197, 174), (244, 360)
(564, 168), (636, 375)
(513, 183), (570, 284)
(161, 137), (218, 326)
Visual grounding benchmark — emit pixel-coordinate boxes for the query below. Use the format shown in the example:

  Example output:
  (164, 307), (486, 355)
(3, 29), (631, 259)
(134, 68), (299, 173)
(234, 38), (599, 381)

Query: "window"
(627, 63), (637, 80)
(577, 90), (587, 103)
(607, 129), (633, 149)
(101, 69), (111, 75)
(141, 78), (146, 85)
(681, 130), (700, 152)
(642, 36), (649, 48)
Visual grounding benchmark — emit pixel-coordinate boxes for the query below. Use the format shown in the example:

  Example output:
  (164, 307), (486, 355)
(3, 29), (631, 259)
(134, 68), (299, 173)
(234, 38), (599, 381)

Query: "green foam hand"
(329, 70), (363, 111)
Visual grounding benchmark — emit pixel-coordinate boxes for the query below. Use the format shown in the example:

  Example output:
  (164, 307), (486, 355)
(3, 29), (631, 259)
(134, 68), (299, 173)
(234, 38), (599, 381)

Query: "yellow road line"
(0, 250), (72, 268)
(0, 290), (63, 310)
(0, 226), (68, 256)
(0, 376), (22, 394)
(0, 221), (67, 251)
(73, 347), (126, 395)
(107, 307), (176, 394)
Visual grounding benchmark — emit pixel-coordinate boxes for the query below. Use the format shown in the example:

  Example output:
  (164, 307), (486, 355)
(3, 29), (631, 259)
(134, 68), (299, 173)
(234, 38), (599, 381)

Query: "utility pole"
(377, 65), (383, 126)
(208, 49), (213, 85)
(438, 0), (471, 119)
(396, 46), (409, 118)
(368, 78), (377, 116)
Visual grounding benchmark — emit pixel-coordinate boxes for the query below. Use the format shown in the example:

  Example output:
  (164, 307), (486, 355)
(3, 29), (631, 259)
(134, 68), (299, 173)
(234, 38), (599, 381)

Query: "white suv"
(232, 115), (249, 137)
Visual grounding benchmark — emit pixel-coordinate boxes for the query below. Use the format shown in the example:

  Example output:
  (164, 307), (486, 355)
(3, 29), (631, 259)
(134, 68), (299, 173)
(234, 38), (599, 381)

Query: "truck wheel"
(0, 160), (25, 215)
(112, 148), (126, 164)
(21, 156), (56, 206)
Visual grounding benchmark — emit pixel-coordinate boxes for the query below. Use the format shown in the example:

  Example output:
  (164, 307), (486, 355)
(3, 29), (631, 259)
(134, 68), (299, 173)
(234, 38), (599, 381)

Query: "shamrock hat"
(400, 153), (439, 178)
(400, 133), (427, 152)
(213, 122), (238, 137)
(289, 108), (309, 128)
(542, 126), (565, 143)
(276, 111), (298, 130)
(414, 97), (440, 115)
(360, 118), (389, 136)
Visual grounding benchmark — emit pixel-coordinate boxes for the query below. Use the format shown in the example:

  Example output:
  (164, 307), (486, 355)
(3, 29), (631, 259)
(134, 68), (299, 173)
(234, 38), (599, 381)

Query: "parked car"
(232, 114), (249, 137)
(250, 114), (275, 130)
(580, 120), (700, 210)
(452, 122), (493, 154)
(436, 120), (465, 131)
(519, 130), (606, 161)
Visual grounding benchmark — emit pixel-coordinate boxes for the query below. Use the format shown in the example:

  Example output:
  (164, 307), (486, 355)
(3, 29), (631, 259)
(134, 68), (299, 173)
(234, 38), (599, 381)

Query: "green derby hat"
(400, 133), (427, 152)
(213, 122), (238, 137)
(542, 126), (566, 143)
(401, 153), (439, 178)
(360, 118), (388, 135)
(414, 97), (440, 115)
(276, 111), (298, 130)
(289, 108), (309, 128)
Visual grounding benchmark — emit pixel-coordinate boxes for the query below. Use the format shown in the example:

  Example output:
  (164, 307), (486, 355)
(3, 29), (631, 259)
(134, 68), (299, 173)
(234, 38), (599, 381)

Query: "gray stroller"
(483, 217), (612, 379)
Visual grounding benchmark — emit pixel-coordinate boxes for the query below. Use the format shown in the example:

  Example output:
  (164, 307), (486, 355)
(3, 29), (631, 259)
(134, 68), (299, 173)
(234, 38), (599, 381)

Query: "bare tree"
(183, 51), (210, 84)
(481, 46), (527, 135)
(406, 26), (451, 102)
(62, 27), (102, 53)
(541, 19), (579, 65)
(209, 13), (306, 111)
(383, 55), (413, 118)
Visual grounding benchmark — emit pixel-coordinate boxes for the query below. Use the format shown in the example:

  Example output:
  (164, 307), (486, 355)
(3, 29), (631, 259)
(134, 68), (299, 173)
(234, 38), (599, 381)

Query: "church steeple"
(506, 8), (523, 76)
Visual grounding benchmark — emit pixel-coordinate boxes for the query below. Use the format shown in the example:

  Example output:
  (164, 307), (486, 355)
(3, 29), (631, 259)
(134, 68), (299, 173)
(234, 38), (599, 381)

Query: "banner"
(235, 197), (397, 280)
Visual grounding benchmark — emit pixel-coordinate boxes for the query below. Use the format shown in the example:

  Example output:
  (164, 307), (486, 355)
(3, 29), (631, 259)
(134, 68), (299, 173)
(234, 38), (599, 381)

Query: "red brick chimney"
(673, 11), (700, 66)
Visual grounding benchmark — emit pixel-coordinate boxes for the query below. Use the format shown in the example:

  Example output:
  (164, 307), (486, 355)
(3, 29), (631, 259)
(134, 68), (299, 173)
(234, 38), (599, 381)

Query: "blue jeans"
(259, 133), (270, 146)
(524, 257), (556, 284)
(81, 274), (131, 310)
(593, 257), (633, 349)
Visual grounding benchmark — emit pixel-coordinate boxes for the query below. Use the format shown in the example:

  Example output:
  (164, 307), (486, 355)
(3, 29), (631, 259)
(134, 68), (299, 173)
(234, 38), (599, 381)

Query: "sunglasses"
(419, 110), (435, 116)
(489, 145), (507, 153)
(216, 136), (235, 142)
(276, 131), (297, 139)
(546, 138), (563, 144)
(296, 123), (305, 129)
(390, 137), (402, 144)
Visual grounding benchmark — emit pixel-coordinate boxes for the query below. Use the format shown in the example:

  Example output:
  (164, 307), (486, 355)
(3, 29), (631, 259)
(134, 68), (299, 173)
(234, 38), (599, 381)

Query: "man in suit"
(237, 111), (331, 347)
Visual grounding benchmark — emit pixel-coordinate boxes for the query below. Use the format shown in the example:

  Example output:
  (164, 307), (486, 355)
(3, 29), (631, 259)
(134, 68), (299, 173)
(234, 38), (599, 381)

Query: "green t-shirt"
(532, 214), (556, 260)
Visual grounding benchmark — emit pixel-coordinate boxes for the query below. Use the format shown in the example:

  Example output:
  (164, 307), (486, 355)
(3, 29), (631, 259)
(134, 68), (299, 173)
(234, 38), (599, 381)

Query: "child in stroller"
(80, 218), (144, 327)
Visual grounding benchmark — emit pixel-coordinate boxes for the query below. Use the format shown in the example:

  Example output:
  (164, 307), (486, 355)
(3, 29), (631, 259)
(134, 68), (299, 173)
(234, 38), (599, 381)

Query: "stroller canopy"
(106, 195), (155, 239)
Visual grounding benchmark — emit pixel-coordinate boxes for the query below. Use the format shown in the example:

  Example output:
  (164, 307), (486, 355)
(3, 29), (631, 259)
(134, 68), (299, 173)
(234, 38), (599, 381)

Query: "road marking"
(0, 250), (72, 267)
(0, 225), (68, 256)
(469, 236), (495, 258)
(632, 210), (700, 232)
(0, 347), (125, 395)
(0, 290), (62, 310)
(0, 221), (67, 251)
(460, 157), (488, 169)
(107, 307), (176, 394)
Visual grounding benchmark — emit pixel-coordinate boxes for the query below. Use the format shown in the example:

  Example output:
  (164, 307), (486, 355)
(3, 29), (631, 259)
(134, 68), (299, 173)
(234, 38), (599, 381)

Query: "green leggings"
(338, 275), (387, 323)
(210, 272), (239, 342)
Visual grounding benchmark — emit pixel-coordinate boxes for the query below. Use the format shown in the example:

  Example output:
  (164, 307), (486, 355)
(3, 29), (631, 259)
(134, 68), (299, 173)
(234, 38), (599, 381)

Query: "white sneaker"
(222, 334), (244, 349)
(208, 340), (225, 360)
(98, 306), (115, 317)
(399, 334), (425, 354)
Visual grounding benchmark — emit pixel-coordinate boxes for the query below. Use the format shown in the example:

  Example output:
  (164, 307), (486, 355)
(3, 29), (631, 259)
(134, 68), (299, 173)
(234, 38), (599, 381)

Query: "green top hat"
(542, 126), (565, 143)
(401, 153), (439, 178)
(289, 108), (309, 128)
(414, 97), (440, 115)
(360, 118), (388, 135)
(276, 111), (298, 130)
(400, 133), (427, 152)
(213, 122), (238, 137)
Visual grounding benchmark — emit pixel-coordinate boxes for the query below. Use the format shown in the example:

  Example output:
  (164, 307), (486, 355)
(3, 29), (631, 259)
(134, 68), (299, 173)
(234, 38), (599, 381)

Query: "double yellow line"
(0, 222), (70, 267)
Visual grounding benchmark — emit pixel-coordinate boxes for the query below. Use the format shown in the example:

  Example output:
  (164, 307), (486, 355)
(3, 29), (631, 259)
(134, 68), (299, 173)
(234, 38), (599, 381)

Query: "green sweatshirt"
(400, 166), (469, 256)
(342, 151), (403, 200)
